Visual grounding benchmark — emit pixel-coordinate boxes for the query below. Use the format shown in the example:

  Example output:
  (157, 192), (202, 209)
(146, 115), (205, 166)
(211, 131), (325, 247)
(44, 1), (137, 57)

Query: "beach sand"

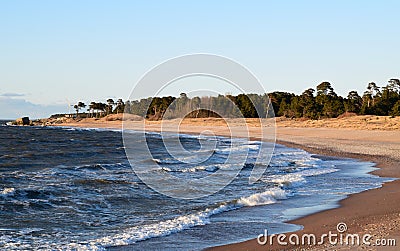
(210, 128), (400, 251)
(44, 115), (400, 250)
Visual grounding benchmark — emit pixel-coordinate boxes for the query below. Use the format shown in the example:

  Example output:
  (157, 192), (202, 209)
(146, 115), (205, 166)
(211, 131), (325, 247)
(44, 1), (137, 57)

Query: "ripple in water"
(0, 124), (393, 250)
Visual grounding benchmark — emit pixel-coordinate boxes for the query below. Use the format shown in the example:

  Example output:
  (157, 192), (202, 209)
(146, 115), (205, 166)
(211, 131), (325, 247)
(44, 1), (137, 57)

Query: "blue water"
(0, 121), (393, 250)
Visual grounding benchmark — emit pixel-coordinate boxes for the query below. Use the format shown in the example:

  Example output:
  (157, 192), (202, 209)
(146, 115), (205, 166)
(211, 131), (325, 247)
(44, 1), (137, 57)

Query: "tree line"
(269, 79), (400, 119)
(72, 79), (400, 120)
(72, 98), (125, 118)
(124, 92), (273, 120)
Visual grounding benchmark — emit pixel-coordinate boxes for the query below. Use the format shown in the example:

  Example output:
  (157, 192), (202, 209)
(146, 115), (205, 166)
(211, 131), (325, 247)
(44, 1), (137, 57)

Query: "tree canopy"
(73, 79), (400, 120)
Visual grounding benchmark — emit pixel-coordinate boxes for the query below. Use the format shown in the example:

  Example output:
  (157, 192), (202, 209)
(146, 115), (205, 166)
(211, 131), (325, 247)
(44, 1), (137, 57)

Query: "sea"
(0, 120), (394, 250)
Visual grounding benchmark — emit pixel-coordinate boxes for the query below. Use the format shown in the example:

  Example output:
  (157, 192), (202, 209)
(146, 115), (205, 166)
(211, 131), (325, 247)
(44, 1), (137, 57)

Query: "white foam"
(0, 188), (285, 251)
(56, 126), (122, 133)
(268, 174), (306, 188)
(216, 144), (259, 154)
(268, 160), (296, 167)
(299, 168), (338, 176)
(237, 188), (287, 206)
(180, 167), (202, 173)
(0, 187), (15, 196)
(162, 165), (220, 173)
(1, 187), (286, 250)
(263, 167), (338, 188)
(69, 203), (236, 250)
(152, 158), (181, 165)
(66, 188), (287, 250)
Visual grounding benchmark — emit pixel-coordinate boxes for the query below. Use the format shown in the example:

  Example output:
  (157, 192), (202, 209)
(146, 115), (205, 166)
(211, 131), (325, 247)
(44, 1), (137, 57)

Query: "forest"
(74, 79), (400, 120)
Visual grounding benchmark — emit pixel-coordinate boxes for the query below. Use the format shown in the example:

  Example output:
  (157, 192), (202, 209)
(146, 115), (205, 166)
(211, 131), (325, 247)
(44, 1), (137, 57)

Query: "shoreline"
(25, 119), (400, 250)
(208, 141), (400, 250)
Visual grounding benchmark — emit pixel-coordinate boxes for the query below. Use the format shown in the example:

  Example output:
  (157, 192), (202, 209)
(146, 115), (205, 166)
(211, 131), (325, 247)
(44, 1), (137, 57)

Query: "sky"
(0, 0), (399, 119)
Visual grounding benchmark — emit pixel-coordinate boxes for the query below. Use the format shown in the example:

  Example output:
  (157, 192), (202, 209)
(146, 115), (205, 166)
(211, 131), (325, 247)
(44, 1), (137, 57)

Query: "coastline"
(209, 142), (400, 250)
(29, 118), (400, 250)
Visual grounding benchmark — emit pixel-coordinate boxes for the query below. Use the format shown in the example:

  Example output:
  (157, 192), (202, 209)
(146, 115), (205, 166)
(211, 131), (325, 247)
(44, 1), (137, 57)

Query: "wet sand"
(210, 133), (400, 250)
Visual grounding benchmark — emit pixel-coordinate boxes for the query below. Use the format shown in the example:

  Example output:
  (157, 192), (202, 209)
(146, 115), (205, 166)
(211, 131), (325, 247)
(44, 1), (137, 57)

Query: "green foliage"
(360, 80), (400, 116)
(317, 82), (335, 96)
(73, 102), (86, 117)
(148, 96), (176, 119)
(268, 80), (398, 119)
(235, 94), (257, 118)
(87, 101), (107, 118)
(106, 99), (115, 115)
(390, 100), (400, 116)
(299, 88), (318, 119)
(345, 91), (362, 113)
(82, 78), (399, 120)
(269, 92), (295, 117)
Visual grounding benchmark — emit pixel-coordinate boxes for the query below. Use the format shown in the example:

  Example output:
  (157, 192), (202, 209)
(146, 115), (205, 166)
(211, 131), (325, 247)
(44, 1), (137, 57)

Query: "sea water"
(0, 121), (393, 250)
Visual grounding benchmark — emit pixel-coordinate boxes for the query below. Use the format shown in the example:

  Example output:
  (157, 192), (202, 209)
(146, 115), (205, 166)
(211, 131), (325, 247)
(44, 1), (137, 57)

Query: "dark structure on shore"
(14, 117), (30, 125)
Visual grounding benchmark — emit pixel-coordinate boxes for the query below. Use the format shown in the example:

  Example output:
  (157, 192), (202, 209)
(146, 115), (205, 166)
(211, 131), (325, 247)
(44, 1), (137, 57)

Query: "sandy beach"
(211, 126), (400, 250)
(42, 115), (400, 250)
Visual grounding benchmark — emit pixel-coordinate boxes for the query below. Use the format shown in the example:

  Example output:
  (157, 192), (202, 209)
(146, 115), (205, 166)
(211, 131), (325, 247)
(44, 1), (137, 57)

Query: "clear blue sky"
(0, 0), (399, 119)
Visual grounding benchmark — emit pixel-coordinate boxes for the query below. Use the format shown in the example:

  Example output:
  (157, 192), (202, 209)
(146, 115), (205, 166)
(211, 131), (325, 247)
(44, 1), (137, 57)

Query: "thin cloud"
(0, 98), (65, 119)
(0, 92), (25, 97)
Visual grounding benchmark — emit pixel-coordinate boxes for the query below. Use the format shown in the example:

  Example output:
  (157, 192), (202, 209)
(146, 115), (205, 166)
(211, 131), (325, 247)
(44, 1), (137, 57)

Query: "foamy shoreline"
(43, 117), (400, 250)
